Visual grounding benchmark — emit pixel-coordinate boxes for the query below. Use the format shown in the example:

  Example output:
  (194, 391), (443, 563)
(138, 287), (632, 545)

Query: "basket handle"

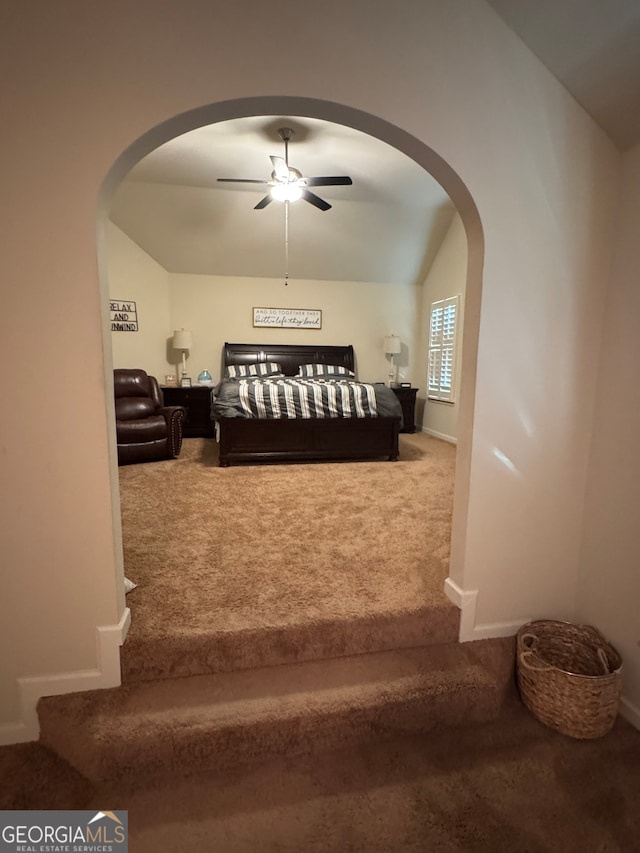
(518, 649), (553, 672)
(519, 633), (539, 650)
(521, 647), (612, 675)
(597, 647), (611, 675)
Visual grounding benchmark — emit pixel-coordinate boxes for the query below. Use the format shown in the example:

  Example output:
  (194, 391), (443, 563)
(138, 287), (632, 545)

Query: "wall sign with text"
(110, 299), (138, 332)
(252, 307), (322, 329)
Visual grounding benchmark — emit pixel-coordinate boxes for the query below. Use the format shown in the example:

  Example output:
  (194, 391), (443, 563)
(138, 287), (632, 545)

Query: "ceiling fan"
(217, 127), (353, 211)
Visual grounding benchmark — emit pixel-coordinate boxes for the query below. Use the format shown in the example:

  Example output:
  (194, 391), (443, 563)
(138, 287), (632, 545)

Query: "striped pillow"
(297, 363), (355, 379)
(225, 362), (283, 379)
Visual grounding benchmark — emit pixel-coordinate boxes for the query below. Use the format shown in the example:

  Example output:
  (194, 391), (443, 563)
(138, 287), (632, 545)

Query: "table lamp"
(384, 334), (401, 386)
(172, 329), (193, 383)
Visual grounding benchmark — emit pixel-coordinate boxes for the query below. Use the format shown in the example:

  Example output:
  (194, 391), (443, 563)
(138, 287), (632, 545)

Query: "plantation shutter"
(427, 295), (459, 402)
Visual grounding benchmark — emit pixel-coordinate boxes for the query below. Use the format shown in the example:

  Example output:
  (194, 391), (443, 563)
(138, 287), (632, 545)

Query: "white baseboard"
(0, 607), (130, 746)
(444, 577), (529, 642)
(422, 427), (457, 444)
(472, 618), (531, 639)
(444, 577), (478, 641)
(619, 696), (640, 731)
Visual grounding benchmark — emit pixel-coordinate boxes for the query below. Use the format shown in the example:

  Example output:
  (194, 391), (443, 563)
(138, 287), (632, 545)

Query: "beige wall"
(577, 143), (640, 722)
(168, 274), (421, 385)
(106, 220), (424, 384)
(108, 222), (172, 380)
(418, 212), (467, 441)
(0, 0), (627, 735)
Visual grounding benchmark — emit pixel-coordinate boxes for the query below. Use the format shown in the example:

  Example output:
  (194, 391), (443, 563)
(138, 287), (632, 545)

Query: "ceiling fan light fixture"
(217, 126), (352, 212)
(271, 183), (303, 203)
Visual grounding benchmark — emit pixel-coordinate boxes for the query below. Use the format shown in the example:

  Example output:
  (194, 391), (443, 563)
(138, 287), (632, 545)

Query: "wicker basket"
(516, 620), (622, 739)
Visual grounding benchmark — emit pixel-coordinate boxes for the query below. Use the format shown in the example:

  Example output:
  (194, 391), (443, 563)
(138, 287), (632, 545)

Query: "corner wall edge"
(0, 608), (130, 746)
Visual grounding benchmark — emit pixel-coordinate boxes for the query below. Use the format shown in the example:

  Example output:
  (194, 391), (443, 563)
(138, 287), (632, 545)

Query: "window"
(427, 295), (460, 402)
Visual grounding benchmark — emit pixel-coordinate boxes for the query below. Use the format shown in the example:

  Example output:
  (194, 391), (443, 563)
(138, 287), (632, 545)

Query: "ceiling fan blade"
(254, 195), (273, 210)
(270, 155), (290, 181)
(301, 189), (331, 211)
(303, 176), (353, 187)
(217, 178), (270, 184)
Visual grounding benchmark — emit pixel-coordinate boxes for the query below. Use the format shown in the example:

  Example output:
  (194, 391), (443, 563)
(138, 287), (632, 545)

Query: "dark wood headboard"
(223, 343), (355, 377)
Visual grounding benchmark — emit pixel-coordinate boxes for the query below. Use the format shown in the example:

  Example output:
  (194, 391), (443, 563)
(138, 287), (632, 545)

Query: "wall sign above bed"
(252, 307), (322, 330)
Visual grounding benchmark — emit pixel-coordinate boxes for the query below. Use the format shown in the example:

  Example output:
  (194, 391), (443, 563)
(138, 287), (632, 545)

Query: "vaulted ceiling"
(486, 0), (640, 151)
(110, 117), (455, 286)
(109, 3), (640, 284)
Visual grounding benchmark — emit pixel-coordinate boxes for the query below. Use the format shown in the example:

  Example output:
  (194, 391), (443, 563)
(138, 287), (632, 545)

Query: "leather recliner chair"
(114, 369), (186, 465)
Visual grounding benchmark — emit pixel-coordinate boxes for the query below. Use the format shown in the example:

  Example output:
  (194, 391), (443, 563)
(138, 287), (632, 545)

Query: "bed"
(212, 342), (401, 467)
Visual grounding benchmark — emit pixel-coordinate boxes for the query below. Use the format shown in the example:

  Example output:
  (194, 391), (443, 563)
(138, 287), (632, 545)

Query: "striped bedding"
(237, 377), (377, 419)
(211, 377), (403, 421)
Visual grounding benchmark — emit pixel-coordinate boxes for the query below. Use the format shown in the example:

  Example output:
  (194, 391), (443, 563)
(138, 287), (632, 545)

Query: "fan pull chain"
(284, 199), (289, 285)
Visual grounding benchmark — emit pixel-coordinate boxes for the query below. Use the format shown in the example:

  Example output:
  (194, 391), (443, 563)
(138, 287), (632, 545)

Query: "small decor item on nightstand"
(197, 369), (213, 386)
(165, 374), (177, 387)
(180, 376), (192, 388)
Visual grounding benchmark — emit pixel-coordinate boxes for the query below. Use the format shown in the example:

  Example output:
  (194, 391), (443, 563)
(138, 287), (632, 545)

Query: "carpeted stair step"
(120, 602), (461, 683)
(38, 639), (513, 784)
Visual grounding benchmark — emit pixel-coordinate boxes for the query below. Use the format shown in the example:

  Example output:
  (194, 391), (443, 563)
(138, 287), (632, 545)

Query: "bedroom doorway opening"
(98, 96), (484, 642)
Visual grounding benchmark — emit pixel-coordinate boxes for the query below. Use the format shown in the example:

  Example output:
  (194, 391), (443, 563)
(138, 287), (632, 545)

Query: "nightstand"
(161, 385), (215, 437)
(390, 386), (418, 433)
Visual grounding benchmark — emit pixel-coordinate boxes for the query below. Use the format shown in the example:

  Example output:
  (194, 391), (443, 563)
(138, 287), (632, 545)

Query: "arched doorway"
(99, 96), (484, 644)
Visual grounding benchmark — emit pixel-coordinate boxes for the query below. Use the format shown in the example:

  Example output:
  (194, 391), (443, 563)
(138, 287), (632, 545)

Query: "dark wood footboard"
(218, 416), (400, 467)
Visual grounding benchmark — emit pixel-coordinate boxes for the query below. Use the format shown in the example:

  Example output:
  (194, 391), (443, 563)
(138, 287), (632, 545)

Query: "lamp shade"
(383, 334), (401, 355)
(172, 329), (192, 350)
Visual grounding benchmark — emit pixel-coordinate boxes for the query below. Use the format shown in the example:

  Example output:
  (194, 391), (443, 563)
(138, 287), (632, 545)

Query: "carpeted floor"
(3, 696), (640, 851)
(119, 433), (460, 680)
(3, 433), (639, 850)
